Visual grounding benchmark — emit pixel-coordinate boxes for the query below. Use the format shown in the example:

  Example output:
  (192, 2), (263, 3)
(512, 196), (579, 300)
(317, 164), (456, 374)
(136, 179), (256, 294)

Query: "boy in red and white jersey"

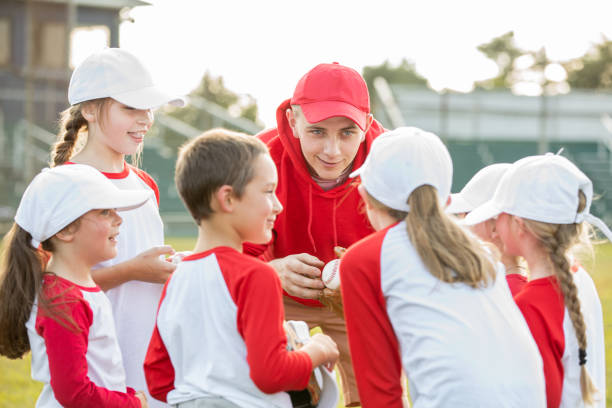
(464, 154), (608, 407)
(341, 127), (546, 407)
(144, 129), (339, 408)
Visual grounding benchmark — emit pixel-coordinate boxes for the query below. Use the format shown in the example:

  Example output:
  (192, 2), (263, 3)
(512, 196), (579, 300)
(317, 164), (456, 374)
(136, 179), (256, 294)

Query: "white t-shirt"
(93, 163), (166, 407)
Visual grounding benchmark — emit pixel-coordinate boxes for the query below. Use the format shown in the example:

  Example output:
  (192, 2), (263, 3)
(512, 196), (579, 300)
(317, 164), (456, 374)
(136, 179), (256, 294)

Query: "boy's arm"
(340, 242), (404, 408)
(39, 299), (141, 408)
(236, 264), (312, 393)
(143, 279), (176, 403)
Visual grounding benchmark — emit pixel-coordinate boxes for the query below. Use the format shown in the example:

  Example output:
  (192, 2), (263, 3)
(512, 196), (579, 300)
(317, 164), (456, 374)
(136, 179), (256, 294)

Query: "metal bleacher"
(372, 80), (612, 224)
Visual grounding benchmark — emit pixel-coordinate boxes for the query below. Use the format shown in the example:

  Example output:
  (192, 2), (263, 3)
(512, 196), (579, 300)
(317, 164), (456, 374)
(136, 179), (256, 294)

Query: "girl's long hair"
(0, 225), (77, 359)
(367, 185), (497, 287)
(523, 191), (598, 404)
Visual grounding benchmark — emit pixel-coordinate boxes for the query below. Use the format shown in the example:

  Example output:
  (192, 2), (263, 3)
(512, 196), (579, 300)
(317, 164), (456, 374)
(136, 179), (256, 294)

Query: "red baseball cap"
(290, 62), (370, 130)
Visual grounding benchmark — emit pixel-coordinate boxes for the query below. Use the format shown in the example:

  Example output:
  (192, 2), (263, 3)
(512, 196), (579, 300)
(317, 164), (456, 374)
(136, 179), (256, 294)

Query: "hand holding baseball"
(269, 253), (325, 299)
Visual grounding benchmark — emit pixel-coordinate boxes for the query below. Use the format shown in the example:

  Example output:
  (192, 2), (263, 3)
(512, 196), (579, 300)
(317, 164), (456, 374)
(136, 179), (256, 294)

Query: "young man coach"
(244, 62), (385, 407)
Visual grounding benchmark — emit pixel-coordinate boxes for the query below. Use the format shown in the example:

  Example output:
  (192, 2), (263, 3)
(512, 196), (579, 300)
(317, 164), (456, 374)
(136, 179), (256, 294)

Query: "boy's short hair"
(175, 128), (268, 224)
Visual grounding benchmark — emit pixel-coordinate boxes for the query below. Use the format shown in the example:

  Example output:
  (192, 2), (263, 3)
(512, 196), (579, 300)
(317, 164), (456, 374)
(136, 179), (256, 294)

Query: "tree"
(157, 72), (261, 148)
(475, 31), (524, 89)
(362, 59), (427, 92)
(565, 38), (612, 90)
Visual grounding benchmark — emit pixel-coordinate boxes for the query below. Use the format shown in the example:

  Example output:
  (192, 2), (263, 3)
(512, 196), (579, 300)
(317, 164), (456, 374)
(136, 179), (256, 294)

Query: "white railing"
(373, 76), (405, 129)
(13, 119), (55, 175)
(599, 114), (612, 173)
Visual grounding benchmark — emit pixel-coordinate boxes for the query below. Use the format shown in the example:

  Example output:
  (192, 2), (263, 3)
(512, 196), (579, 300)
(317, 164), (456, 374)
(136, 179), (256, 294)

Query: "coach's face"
(287, 107), (372, 180)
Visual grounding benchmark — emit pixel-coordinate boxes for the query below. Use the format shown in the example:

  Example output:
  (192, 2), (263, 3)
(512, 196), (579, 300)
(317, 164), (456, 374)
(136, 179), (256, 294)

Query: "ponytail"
(404, 185), (497, 288)
(0, 224), (79, 359)
(0, 224), (46, 358)
(523, 191), (598, 403)
(365, 185), (497, 288)
(51, 105), (88, 167)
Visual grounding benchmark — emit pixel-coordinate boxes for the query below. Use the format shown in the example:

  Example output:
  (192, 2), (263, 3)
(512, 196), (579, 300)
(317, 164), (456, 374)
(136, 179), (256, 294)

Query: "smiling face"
(231, 153), (283, 244)
(287, 106), (370, 180)
(85, 99), (154, 156)
(73, 208), (123, 266)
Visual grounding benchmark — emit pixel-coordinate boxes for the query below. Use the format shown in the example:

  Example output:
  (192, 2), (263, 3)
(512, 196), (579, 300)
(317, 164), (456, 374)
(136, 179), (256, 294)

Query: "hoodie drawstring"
(307, 183), (317, 253)
(332, 198), (338, 247)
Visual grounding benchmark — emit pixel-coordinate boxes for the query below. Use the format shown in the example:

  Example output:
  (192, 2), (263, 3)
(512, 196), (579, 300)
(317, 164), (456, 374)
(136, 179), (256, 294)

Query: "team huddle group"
(0, 48), (608, 408)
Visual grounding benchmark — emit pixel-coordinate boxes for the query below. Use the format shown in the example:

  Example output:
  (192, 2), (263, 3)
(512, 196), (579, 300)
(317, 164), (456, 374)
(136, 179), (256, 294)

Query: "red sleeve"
(514, 283), (565, 408)
(144, 278), (176, 402)
(340, 231), (404, 408)
(37, 297), (141, 408)
(129, 164), (160, 206)
(232, 262), (312, 393)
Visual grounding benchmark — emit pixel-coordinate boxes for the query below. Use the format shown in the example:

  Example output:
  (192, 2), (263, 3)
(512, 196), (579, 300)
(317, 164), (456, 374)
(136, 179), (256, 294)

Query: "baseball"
(321, 259), (341, 290)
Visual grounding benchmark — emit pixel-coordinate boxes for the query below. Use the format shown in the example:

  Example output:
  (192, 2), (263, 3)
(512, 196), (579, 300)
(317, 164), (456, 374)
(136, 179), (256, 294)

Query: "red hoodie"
(244, 99), (386, 306)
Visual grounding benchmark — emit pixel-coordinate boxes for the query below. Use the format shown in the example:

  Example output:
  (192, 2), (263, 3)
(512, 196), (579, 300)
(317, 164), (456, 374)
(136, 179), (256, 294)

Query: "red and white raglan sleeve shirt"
(514, 277), (565, 408)
(340, 226), (404, 408)
(144, 247), (311, 407)
(515, 265), (606, 408)
(26, 275), (140, 408)
(341, 222), (546, 408)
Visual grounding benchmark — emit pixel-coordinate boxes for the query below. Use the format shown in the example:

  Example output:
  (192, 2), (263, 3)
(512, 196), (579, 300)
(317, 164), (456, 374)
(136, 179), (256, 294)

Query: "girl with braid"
(340, 128), (546, 407)
(464, 153), (608, 407)
(49, 48), (184, 407)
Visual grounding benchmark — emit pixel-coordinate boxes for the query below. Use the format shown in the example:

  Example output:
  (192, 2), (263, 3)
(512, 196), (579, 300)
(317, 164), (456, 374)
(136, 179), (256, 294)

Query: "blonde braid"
(51, 105), (87, 167)
(524, 191), (598, 403)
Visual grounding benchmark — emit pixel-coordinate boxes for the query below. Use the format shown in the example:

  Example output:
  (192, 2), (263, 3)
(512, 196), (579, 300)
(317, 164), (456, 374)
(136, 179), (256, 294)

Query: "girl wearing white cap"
(0, 164), (153, 407)
(48, 48), (184, 407)
(340, 127), (546, 407)
(463, 154), (607, 407)
(446, 163), (528, 295)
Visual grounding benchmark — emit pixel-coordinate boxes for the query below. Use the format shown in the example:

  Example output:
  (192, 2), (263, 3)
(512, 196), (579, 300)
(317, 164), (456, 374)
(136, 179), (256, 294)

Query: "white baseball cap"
(15, 164), (153, 248)
(446, 163), (511, 214)
(68, 48), (185, 109)
(463, 154), (612, 241)
(350, 127), (452, 212)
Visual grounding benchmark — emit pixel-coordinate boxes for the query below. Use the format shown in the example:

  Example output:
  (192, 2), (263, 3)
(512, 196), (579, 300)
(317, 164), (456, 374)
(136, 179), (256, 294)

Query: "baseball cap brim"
(95, 189), (153, 212)
(300, 100), (367, 131)
(461, 200), (502, 226)
(112, 85), (186, 110)
(445, 193), (474, 214)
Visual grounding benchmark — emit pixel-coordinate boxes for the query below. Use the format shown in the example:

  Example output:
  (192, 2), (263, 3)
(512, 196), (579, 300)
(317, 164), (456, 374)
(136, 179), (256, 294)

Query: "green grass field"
(1, 239), (611, 407)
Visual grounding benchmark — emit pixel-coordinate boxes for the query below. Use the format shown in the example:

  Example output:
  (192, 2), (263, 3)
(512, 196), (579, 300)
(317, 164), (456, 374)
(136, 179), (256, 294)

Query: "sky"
(73, 0), (612, 128)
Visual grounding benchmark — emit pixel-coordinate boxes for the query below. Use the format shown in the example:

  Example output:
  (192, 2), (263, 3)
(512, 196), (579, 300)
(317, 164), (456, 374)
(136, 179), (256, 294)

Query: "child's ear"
(214, 185), (235, 213)
(54, 224), (78, 243)
(81, 103), (97, 123)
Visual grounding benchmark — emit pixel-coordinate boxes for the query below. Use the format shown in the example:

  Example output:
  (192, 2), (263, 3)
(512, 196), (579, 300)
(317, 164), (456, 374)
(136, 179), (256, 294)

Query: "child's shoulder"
(183, 247), (275, 278)
(127, 164), (160, 204)
(215, 247), (276, 277)
(41, 274), (87, 300)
